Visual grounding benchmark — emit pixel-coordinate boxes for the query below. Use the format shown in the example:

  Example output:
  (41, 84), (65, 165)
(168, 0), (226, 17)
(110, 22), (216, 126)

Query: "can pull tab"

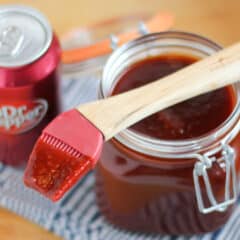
(0, 26), (24, 57)
(193, 143), (237, 214)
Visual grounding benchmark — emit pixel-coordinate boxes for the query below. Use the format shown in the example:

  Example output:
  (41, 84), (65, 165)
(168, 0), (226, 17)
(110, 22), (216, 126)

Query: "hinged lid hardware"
(193, 143), (237, 214)
(109, 21), (149, 50)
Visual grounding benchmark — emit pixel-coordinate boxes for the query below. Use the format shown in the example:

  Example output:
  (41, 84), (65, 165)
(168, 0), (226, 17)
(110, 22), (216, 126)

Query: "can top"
(0, 5), (53, 68)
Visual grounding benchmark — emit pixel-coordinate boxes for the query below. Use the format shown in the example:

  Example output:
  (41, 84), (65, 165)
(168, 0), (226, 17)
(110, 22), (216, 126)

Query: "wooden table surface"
(0, 0), (239, 239)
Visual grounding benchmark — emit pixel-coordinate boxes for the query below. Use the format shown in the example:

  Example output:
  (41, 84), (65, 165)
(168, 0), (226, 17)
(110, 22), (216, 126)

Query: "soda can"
(0, 5), (61, 166)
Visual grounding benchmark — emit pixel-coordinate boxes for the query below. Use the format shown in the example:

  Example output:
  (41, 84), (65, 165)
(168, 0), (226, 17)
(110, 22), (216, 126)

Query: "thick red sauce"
(112, 55), (235, 140)
(24, 135), (92, 201)
(96, 54), (240, 235)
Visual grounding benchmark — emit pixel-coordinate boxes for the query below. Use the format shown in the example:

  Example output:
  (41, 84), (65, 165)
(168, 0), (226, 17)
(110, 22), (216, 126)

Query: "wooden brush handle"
(78, 42), (240, 140)
(0, 208), (61, 240)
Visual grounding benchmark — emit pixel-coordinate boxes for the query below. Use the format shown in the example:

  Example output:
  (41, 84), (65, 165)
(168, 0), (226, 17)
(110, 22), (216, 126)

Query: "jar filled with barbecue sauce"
(95, 32), (240, 235)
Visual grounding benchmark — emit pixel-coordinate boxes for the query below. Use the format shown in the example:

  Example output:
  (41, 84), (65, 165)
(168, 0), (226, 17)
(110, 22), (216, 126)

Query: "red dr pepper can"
(0, 5), (61, 166)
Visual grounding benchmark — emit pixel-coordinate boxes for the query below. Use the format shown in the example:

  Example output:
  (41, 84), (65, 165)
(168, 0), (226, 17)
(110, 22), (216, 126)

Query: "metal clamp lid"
(110, 21), (149, 50)
(193, 142), (237, 214)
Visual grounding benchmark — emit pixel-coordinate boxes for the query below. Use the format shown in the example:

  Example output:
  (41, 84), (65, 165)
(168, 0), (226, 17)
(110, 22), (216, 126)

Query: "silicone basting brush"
(24, 41), (240, 201)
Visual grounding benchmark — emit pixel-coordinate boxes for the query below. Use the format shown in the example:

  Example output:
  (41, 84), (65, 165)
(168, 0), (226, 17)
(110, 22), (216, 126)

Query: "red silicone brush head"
(24, 109), (104, 201)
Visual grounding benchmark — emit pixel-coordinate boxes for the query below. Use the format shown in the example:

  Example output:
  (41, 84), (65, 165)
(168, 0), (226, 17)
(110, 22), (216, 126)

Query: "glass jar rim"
(100, 31), (240, 158)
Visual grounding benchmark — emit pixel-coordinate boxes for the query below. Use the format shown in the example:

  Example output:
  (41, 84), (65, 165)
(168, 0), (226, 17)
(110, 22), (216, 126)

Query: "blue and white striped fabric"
(0, 73), (239, 240)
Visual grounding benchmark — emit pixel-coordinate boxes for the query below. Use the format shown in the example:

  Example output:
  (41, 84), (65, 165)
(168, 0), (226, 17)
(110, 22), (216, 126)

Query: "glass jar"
(95, 31), (240, 235)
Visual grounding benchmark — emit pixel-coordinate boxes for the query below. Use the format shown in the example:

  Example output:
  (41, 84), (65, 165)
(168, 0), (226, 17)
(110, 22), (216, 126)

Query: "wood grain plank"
(0, 0), (238, 45)
(0, 208), (62, 240)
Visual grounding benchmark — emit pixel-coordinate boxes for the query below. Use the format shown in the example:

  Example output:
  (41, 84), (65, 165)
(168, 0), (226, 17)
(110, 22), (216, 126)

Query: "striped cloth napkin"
(0, 73), (239, 240)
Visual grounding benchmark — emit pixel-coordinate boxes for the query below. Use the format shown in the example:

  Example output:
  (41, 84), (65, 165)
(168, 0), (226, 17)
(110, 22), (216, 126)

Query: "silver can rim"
(0, 4), (53, 68)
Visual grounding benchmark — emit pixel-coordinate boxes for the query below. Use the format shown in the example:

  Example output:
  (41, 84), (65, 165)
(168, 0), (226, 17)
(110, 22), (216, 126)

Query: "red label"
(0, 99), (48, 134)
